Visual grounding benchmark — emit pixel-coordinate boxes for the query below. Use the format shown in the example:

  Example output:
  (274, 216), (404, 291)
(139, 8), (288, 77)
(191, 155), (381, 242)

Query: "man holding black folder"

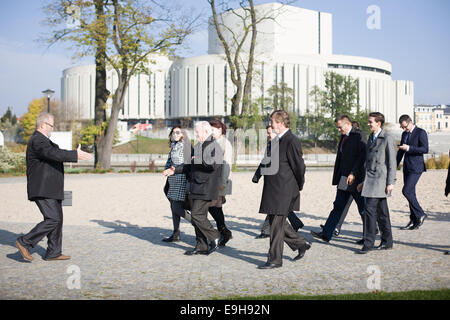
(311, 115), (366, 243)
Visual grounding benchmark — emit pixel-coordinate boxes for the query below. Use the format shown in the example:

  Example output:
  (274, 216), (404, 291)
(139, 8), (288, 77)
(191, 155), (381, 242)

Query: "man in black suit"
(253, 125), (304, 238)
(257, 110), (311, 269)
(311, 115), (366, 244)
(445, 150), (450, 198)
(16, 112), (92, 262)
(396, 114), (429, 230)
(164, 121), (222, 255)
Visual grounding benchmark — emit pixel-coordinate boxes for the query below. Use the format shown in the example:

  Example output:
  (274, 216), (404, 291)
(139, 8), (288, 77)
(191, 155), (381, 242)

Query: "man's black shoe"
(294, 242), (311, 261)
(310, 231), (330, 243)
(355, 239), (364, 245)
(357, 246), (374, 254)
(417, 214), (428, 227)
(184, 248), (209, 255)
(376, 243), (393, 250)
(400, 220), (414, 230)
(258, 263), (282, 269)
(208, 239), (219, 254)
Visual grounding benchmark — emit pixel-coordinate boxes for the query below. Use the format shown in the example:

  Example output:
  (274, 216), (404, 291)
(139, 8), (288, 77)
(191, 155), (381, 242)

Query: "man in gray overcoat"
(357, 112), (396, 254)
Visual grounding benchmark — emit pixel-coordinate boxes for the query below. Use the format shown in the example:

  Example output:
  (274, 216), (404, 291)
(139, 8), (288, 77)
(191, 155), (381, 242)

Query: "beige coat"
(216, 135), (233, 196)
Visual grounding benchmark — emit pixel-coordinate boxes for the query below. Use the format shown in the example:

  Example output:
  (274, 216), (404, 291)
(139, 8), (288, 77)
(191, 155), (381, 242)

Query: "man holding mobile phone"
(396, 114), (429, 230)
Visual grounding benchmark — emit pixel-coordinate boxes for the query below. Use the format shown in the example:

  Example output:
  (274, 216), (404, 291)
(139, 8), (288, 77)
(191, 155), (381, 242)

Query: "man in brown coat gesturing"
(257, 110), (311, 269)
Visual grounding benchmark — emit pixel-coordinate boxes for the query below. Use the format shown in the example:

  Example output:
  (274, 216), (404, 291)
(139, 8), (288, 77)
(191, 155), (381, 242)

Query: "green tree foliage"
(43, 0), (195, 168)
(77, 121), (119, 150)
(305, 72), (369, 147)
(20, 98), (46, 142)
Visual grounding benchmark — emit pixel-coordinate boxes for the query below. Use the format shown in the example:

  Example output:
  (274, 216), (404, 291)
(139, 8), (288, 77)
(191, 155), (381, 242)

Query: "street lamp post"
(42, 89), (55, 113)
(263, 106), (273, 125)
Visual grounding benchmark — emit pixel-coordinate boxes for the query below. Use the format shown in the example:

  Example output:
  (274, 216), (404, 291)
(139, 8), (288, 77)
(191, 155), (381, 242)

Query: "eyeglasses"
(45, 122), (54, 128)
(400, 123), (409, 129)
(172, 131), (182, 135)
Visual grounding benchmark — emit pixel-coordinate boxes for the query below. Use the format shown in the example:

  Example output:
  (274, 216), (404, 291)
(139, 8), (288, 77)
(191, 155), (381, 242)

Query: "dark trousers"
(363, 197), (393, 248)
(336, 195), (353, 232)
(267, 215), (308, 266)
(18, 198), (63, 259)
(323, 189), (365, 240)
(402, 172), (425, 223)
(261, 211), (304, 235)
(190, 199), (220, 251)
(208, 206), (226, 231)
(170, 200), (191, 233)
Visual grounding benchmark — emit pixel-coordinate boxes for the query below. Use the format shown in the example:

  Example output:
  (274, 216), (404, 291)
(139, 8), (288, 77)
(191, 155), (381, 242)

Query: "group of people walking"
(15, 109), (443, 268)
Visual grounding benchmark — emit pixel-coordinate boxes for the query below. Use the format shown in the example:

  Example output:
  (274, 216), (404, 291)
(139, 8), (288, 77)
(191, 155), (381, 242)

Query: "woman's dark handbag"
(163, 178), (169, 198)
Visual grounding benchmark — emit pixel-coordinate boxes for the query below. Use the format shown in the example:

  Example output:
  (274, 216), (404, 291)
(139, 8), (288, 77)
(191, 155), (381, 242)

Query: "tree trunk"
(241, 0), (257, 116)
(93, 0), (109, 168)
(97, 69), (128, 169)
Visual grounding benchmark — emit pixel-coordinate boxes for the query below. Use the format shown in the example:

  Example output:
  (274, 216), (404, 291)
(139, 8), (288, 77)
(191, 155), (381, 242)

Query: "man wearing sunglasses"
(16, 112), (92, 262)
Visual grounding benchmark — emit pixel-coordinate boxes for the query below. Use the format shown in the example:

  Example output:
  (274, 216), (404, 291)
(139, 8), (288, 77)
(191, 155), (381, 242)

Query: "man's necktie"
(405, 132), (411, 144)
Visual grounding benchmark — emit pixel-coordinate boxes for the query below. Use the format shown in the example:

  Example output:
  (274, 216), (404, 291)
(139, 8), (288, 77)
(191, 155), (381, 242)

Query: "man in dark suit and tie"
(16, 112), (92, 262)
(396, 114), (429, 230)
(257, 110), (311, 269)
(311, 115), (366, 244)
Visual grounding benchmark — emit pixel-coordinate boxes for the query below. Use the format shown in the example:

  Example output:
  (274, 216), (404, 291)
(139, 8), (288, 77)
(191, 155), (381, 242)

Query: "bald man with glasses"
(16, 112), (92, 262)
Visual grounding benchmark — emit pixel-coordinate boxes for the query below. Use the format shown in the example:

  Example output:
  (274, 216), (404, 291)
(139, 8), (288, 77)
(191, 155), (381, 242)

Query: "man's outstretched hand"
(77, 144), (93, 161)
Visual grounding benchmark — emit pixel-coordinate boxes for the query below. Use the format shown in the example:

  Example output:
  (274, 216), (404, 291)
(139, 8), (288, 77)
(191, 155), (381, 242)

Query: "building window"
(187, 68), (190, 115)
(261, 62), (264, 112)
(196, 66), (199, 116)
(207, 65), (210, 115)
(138, 74), (141, 117)
(148, 72), (152, 116)
(153, 73), (156, 116)
(224, 65), (227, 114)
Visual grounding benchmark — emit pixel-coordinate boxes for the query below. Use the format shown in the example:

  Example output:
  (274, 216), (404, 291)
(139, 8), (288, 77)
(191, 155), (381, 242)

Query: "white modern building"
(61, 3), (414, 126)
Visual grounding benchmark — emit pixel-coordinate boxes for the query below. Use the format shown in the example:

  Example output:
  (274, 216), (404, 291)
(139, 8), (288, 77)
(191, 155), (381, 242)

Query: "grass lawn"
(219, 289), (450, 300)
(112, 136), (170, 154)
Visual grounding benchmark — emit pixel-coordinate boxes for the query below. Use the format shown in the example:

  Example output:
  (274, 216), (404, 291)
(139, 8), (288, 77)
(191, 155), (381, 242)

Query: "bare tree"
(207, 0), (293, 121)
(43, 0), (197, 168)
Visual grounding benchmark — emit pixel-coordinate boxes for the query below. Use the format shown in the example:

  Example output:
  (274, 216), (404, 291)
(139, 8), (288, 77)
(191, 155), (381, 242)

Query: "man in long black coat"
(16, 112), (91, 262)
(253, 125), (304, 238)
(258, 110), (310, 269)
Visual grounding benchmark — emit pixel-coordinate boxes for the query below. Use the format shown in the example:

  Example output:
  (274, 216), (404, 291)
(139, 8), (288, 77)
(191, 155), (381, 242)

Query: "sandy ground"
(0, 170), (449, 300)
(1, 170), (448, 230)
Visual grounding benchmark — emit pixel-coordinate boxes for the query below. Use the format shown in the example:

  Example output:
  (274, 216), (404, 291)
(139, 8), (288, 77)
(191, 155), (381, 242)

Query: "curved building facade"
(61, 3), (413, 125)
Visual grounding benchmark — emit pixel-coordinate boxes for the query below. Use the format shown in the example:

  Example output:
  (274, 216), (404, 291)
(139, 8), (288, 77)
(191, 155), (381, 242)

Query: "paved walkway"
(1, 215), (449, 299)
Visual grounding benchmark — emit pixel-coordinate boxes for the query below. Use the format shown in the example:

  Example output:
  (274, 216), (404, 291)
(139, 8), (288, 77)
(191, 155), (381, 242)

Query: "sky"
(0, 0), (449, 117)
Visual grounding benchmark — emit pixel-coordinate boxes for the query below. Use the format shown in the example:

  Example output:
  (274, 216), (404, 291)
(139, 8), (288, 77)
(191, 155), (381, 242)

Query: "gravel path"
(0, 171), (449, 299)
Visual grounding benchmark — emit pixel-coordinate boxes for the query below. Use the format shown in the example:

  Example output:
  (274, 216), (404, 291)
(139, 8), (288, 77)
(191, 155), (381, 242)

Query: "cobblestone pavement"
(1, 218), (449, 300)
(0, 172), (449, 299)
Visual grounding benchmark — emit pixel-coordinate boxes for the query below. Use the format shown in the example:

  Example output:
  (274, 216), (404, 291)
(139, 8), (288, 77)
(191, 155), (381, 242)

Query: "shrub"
(0, 147), (26, 174)
(436, 154), (449, 169)
(425, 157), (437, 170)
